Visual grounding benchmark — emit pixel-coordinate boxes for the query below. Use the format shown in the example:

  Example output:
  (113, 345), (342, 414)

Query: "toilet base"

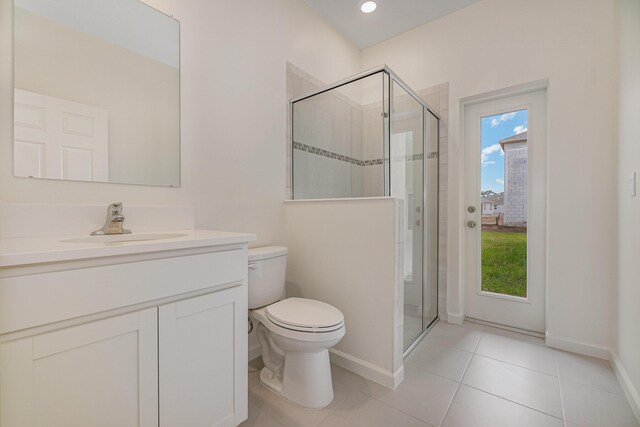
(259, 349), (335, 410)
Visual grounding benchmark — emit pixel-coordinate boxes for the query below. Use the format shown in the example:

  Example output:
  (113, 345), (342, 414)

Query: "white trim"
(248, 343), (262, 362)
(476, 290), (531, 304)
(461, 79), (549, 107)
(610, 350), (640, 423)
(544, 331), (610, 360)
(249, 344), (406, 390)
(466, 317), (544, 338)
(329, 348), (404, 389)
(284, 197), (392, 203)
(446, 311), (465, 325)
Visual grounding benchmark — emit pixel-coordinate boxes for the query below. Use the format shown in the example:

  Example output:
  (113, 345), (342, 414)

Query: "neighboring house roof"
(481, 192), (504, 205)
(499, 131), (527, 150)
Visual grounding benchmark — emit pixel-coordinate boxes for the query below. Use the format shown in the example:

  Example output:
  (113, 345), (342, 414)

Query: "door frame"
(458, 79), (549, 333)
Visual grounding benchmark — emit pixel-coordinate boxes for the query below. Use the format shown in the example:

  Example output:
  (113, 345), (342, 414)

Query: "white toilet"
(248, 246), (345, 409)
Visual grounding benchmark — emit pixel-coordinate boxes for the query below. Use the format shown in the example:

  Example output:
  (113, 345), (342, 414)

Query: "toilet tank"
(247, 246), (288, 309)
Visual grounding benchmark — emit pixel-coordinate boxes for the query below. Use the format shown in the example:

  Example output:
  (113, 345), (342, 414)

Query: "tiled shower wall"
(286, 63), (365, 199)
(285, 62), (449, 321)
(361, 102), (386, 197)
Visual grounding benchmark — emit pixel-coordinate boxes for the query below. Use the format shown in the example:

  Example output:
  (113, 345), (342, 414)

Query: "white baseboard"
(248, 343), (262, 362)
(446, 311), (465, 325)
(329, 348), (403, 389)
(545, 332), (610, 360)
(251, 343), (403, 390)
(610, 350), (640, 423)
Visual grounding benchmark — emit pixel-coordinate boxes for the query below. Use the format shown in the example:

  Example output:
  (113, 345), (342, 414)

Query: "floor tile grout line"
(422, 334), (482, 354)
(438, 381), (462, 427)
(461, 383), (565, 422)
(351, 383), (437, 427)
(471, 330), (483, 353)
(317, 375), (365, 425)
(412, 333), (477, 355)
(560, 376), (630, 398)
(470, 351), (560, 378)
(555, 352), (570, 427)
(438, 344), (476, 427)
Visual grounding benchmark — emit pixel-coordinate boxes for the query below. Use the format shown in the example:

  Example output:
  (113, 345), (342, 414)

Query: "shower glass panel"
(390, 81), (424, 351)
(292, 73), (388, 199)
(290, 67), (439, 354)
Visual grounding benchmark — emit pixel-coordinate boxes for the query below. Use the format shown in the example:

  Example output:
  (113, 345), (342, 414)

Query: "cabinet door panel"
(0, 308), (158, 427)
(160, 287), (247, 427)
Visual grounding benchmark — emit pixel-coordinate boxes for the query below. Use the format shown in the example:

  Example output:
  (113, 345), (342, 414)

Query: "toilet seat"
(252, 305), (345, 343)
(265, 298), (344, 333)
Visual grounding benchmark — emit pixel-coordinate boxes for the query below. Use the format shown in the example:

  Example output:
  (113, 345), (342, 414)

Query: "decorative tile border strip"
(293, 141), (363, 166)
(294, 141), (428, 167)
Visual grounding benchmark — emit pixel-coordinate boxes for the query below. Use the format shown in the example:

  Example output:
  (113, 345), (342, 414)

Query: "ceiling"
(304, 0), (481, 49)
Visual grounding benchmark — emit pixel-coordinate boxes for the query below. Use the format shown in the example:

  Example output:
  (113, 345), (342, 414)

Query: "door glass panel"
(480, 109), (528, 297)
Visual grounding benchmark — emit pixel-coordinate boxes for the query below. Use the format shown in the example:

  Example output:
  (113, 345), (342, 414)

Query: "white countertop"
(0, 229), (257, 268)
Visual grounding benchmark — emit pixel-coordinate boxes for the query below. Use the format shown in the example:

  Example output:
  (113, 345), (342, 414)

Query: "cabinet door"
(0, 308), (158, 427)
(159, 287), (247, 427)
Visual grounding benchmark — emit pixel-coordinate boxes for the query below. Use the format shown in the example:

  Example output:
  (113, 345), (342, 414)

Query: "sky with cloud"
(481, 109), (527, 192)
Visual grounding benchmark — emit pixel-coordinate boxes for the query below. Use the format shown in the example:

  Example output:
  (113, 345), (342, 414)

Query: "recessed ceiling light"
(360, 1), (377, 13)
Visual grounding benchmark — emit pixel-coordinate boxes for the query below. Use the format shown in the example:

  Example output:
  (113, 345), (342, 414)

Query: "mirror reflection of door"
(14, 90), (109, 182)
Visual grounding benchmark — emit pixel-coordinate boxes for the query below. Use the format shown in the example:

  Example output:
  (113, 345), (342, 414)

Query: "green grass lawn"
(481, 231), (527, 297)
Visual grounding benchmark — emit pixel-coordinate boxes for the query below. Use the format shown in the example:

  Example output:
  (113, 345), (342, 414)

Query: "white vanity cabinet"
(159, 286), (246, 427)
(0, 308), (160, 427)
(0, 231), (254, 427)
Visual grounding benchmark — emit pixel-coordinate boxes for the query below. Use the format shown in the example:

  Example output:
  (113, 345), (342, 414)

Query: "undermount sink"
(61, 233), (188, 244)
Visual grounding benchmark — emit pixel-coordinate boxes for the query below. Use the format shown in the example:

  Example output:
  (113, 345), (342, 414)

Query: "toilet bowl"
(248, 247), (345, 409)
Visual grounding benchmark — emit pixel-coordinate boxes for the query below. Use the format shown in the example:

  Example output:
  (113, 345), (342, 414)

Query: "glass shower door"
(390, 82), (425, 351)
(423, 110), (439, 332)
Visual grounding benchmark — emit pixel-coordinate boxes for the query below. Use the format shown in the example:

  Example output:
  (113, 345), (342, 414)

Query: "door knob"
(467, 220), (477, 229)
(467, 206), (476, 213)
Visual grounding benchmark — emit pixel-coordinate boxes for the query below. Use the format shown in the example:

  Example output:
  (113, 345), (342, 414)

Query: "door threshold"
(465, 317), (545, 339)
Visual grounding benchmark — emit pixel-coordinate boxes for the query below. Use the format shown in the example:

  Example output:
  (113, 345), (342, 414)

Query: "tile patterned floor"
(240, 321), (639, 427)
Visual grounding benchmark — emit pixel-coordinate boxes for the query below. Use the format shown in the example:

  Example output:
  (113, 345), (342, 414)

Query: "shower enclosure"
(290, 66), (439, 353)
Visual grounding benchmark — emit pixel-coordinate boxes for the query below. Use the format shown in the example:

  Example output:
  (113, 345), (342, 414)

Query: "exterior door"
(14, 89), (109, 182)
(463, 88), (547, 333)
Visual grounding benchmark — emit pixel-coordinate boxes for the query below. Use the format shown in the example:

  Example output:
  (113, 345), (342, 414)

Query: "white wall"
(0, 0), (362, 246)
(362, 0), (618, 351)
(615, 0), (640, 417)
(284, 198), (404, 388)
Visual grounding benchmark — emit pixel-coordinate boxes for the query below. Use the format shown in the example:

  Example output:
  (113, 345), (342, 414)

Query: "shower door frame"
(401, 106), (440, 358)
(289, 65), (441, 357)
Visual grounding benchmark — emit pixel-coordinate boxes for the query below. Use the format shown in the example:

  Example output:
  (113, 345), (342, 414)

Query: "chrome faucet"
(91, 202), (132, 236)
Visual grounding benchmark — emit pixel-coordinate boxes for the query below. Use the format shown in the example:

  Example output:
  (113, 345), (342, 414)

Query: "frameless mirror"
(13, 0), (180, 187)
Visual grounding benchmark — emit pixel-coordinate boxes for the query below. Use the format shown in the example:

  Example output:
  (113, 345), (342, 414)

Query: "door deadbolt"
(467, 206), (476, 213)
(467, 220), (477, 229)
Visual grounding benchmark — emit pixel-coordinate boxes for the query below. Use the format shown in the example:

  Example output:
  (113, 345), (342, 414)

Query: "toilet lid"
(265, 298), (344, 331)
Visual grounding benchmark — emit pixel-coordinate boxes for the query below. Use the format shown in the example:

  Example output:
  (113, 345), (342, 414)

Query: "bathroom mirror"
(13, 0), (180, 187)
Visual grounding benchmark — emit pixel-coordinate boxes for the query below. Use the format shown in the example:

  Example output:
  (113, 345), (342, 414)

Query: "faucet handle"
(108, 202), (123, 216)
